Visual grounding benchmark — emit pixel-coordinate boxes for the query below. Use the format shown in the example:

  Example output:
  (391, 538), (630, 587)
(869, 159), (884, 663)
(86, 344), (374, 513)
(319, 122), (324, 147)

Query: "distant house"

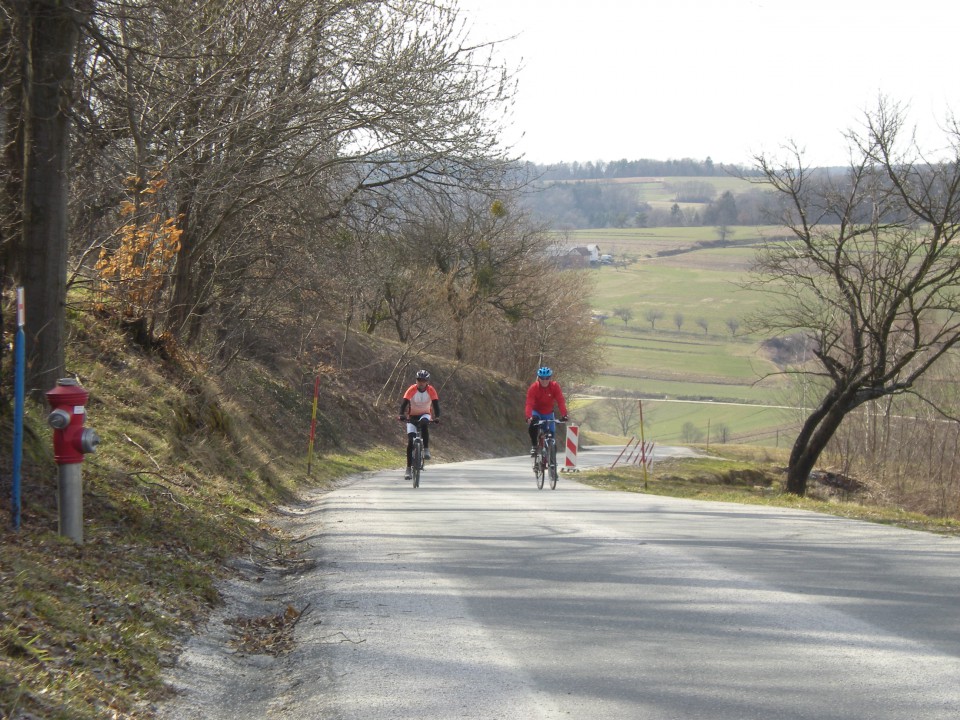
(583, 244), (601, 263)
(561, 243), (601, 268)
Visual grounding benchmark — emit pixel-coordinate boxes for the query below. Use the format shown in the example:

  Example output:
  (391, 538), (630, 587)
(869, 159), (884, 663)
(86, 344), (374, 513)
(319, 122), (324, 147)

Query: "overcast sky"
(455, 0), (956, 167)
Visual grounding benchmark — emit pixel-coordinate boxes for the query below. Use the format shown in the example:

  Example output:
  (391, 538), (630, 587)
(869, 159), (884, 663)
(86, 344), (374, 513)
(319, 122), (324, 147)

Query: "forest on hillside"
(531, 157), (741, 180)
(518, 179), (777, 229)
(517, 161), (885, 230)
(516, 156), (775, 229)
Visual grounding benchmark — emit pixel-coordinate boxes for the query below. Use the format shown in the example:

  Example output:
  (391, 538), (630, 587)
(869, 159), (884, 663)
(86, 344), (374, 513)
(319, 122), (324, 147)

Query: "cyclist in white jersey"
(399, 369), (441, 479)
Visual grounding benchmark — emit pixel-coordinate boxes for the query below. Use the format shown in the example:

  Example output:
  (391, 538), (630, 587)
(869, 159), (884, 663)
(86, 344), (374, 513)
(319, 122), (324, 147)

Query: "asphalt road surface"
(159, 447), (960, 719)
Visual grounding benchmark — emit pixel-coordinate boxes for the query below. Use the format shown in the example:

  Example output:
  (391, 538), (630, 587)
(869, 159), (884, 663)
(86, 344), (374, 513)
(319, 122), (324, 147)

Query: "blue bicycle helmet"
(537, 367), (553, 378)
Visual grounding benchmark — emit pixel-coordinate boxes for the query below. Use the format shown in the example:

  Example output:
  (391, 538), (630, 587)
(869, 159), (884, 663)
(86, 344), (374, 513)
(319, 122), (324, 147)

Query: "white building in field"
(562, 243), (601, 267)
(549, 243), (605, 269)
(582, 243), (601, 264)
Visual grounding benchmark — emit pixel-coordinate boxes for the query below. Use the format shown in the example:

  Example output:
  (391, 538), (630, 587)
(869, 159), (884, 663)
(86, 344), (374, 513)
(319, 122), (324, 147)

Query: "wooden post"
(307, 375), (320, 476)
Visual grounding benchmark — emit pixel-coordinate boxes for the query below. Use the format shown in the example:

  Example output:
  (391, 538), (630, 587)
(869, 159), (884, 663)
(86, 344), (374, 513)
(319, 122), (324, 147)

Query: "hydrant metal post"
(46, 378), (100, 543)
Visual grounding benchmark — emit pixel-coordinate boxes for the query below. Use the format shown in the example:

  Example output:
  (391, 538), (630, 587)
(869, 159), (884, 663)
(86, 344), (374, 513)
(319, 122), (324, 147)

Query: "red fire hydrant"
(46, 378), (100, 542)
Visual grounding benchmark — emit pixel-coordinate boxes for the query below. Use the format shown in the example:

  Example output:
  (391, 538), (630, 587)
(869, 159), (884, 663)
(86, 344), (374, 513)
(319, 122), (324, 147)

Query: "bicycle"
(532, 418), (565, 490)
(401, 416), (435, 488)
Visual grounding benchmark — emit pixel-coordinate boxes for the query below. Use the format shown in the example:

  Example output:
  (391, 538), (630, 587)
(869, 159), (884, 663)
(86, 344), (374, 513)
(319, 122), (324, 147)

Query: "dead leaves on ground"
(224, 604), (309, 656)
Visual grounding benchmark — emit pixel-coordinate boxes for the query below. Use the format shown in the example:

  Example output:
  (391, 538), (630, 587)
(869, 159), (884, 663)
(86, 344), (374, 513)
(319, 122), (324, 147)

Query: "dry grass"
(578, 444), (960, 537)
(0, 310), (525, 719)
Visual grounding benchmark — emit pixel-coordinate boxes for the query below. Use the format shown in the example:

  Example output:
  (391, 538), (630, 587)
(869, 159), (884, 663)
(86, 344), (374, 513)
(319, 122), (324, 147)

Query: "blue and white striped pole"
(12, 287), (25, 530)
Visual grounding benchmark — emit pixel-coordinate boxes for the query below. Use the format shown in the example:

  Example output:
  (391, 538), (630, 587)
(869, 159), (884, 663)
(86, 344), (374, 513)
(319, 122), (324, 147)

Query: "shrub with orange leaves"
(95, 171), (182, 321)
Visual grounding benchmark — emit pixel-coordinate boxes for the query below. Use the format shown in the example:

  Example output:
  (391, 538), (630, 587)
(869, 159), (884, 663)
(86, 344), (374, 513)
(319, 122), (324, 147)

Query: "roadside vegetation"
(0, 310), (526, 719)
(578, 444), (960, 537)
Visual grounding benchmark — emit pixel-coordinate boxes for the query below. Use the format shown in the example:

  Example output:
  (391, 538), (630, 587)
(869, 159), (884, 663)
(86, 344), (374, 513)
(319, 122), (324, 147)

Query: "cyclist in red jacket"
(399, 369), (441, 479)
(525, 366), (568, 456)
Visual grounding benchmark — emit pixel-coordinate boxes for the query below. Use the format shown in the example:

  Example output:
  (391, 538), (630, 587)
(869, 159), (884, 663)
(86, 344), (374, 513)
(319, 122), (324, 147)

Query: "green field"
(589, 235), (780, 344)
(564, 225), (786, 260)
(565, 175), (758, 203)
(575, 397), (799, 448)
(574, 225), (802, 448)
(601, 333), (777, 384)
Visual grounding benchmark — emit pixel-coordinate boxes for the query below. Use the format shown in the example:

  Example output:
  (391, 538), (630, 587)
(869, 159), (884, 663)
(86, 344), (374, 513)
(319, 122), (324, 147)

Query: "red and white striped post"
(563, 424), (579, 471)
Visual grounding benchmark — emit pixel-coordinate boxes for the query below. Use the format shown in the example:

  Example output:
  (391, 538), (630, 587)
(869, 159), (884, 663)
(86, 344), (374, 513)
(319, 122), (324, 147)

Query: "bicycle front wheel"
(412, 442), (422, 488)
(534, 451), (545, 489)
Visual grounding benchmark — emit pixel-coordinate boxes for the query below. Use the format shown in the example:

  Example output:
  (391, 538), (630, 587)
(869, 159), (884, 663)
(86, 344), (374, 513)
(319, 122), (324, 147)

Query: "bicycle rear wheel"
(412, 440), (422, 488)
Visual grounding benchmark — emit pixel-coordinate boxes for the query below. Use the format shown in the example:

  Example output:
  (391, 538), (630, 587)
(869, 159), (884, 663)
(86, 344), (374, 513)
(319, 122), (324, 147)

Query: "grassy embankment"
(575, 443), (960, 537)
(0, 309), (523, 720)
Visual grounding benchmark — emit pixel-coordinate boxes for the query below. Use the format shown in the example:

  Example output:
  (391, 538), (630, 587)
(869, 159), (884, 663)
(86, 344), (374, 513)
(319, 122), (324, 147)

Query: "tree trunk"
(453, 320), (466, 362)
(785, 445), (819, 496)
(0, 13), (26, 401)
(16, 1), (80, 396)
(785, 391), (855, 495)
(167, 209), (194, 338)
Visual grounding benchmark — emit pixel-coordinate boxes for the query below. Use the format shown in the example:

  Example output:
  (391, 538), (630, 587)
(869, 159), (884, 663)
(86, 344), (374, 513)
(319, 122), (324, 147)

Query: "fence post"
(307, 375), (320, 476)
(639, 399), (648, 489)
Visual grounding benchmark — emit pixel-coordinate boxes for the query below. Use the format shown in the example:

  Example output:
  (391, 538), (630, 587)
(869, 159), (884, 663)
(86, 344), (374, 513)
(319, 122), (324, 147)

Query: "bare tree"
(615, 253), (636, 270)
(673, 311), (684, 331)
(695, 317), (709, 334)
(749, 97), (960, 495)
(73, 0), (519, 355)
(612, 306), (633, 327)
(496, 267), (603, 383)
(725, 317), (740, 337)
(375, 191), (547, 362)
(714, 422), (730, 443)
(673, 180), (716, 203)
(681, 421), (703, 443)
(610, 397), (638, 436)
(644, 308), (664, 329)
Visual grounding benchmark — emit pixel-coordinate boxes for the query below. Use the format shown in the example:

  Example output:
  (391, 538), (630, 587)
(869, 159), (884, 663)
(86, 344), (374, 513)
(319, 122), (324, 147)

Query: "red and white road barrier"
(562, 424), (579, 471)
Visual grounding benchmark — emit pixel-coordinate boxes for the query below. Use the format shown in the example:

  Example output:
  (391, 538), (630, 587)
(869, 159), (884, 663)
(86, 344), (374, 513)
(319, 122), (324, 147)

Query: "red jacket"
(525, 380), (567, 418)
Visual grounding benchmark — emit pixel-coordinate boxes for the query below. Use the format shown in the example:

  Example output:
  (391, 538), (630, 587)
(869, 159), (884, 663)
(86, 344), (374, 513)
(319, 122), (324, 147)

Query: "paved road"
(161, 448), (960, 719)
